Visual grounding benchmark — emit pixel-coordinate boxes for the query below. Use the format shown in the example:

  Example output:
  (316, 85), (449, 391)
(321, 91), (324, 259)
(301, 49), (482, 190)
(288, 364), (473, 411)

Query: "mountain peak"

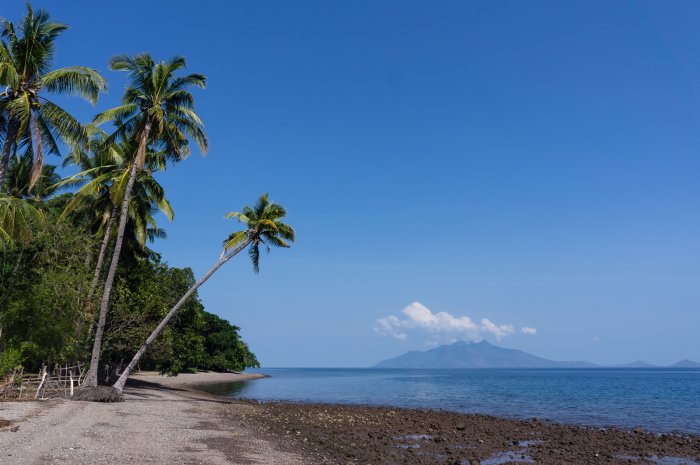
(452, 339), (491, 347)
(374, 341), (596, 369)
(670, 359), (700, 368)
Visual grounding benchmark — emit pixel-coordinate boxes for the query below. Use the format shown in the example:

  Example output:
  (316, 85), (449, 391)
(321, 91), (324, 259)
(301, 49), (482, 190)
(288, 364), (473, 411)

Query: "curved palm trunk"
(0, 117), (17, 193)
(112, 239), (251, 392)
(84, 123), (151, 387)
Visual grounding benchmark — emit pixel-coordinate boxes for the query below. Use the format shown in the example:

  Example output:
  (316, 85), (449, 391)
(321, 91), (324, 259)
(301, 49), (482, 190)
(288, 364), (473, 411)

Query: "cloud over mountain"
(374, 302), (534, 344)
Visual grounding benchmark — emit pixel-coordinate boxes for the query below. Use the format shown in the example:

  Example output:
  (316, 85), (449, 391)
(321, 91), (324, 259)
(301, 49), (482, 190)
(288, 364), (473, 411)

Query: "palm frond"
(223, 211), (250, 223)
(0, 43), (19, 87)
(40, 100), (88, 147)
(93, 104), (137, 126)
(222, 230), (249, 253)
(0, 195), (42, 245)
(41, 66), (107, 104)
(248, 241), (260, 273)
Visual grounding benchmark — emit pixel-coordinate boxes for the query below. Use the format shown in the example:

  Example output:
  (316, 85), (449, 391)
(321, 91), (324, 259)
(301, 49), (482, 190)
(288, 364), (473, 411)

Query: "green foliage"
(0, 195), (43, 245)
(0, 202), (260, 377)
(91, 256), (258, 377)
(6, 155), (61, 200)
(0, 5), (260, 381)
(104, 259), (206, 376)
(200, 312), (259, 372)
(0, 347), (22, 377)
(0, 208), (95, 371)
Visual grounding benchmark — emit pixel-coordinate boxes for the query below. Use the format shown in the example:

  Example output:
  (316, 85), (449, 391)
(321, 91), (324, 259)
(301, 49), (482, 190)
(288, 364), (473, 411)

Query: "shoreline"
(129, 370), (269, 387)
(172, 371), (700, 465)
(138, 371), (700, 464)
(1, 371), (699, 464)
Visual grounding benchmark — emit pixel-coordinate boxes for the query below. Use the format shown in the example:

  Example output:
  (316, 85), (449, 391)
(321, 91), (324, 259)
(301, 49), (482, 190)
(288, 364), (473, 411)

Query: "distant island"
(373, 340), (700, 369)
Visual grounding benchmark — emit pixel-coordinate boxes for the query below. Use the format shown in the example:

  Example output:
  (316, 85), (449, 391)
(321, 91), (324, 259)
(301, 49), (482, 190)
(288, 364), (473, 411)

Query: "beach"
(0, 372), (306, 464)
(1, 372), (699, 464)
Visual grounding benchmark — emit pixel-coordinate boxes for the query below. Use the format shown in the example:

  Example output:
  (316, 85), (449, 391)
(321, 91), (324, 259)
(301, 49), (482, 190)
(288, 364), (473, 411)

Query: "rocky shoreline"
(1, 372), (699, 464)
(236, 400), (700, 465)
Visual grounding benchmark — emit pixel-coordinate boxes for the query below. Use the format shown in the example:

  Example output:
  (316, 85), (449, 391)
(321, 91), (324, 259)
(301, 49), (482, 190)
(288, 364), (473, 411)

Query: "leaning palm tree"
(83, 54), (207, 387)
(110, 194), (294, 393)
(0, 4), (106, 190)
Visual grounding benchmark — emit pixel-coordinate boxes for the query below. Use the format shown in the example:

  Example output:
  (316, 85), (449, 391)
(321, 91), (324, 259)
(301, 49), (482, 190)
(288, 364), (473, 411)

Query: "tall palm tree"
(60, 130), (127, 311)
(61, 136), (173, 327)
(83, 54), (207, 387)
(112, 194), (294, 393)
(0, 4), (106, 190)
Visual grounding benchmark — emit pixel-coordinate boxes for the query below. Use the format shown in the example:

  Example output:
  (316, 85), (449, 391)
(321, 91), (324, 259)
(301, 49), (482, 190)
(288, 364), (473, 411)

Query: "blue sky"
(6, 1), (700, 366)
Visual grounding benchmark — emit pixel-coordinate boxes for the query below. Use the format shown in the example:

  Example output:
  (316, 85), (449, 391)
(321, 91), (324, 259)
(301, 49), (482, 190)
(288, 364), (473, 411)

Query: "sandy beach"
(1, 372), (699, 464)
(0, 372), (307, 465)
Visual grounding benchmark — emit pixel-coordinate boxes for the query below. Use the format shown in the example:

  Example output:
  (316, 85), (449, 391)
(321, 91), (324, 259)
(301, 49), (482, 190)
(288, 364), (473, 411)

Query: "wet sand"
(1, 371), (699, 464)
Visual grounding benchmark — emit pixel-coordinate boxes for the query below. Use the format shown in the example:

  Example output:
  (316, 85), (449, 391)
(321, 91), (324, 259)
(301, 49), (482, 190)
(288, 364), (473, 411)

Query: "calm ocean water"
(200, 368), (700, 434)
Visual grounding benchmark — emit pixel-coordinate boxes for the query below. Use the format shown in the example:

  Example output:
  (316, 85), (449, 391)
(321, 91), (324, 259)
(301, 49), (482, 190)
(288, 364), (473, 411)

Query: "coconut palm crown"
(223, 193), (295, 273)
(0, 3), (106, 190)
(94, 53), (207, 168)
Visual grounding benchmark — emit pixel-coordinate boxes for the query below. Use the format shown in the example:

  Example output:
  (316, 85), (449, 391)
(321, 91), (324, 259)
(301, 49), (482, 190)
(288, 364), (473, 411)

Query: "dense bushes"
(0, 201), (259, 378)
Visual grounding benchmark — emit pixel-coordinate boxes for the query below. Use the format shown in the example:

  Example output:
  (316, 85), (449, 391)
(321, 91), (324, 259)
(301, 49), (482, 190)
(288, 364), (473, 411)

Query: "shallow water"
(200, 368), (700, 434)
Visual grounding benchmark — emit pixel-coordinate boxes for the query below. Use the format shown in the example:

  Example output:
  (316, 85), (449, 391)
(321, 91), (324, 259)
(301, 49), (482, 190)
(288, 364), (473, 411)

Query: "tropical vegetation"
(0, 4), (278, 391)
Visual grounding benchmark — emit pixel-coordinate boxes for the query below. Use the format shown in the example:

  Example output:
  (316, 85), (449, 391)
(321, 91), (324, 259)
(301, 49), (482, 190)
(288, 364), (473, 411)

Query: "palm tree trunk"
(112, 239), (251, 392)
(86, 201), (120, 313)
(74, 201), (119, 360)
(0, 117), (17, 193)
(83, 123), (151, 387)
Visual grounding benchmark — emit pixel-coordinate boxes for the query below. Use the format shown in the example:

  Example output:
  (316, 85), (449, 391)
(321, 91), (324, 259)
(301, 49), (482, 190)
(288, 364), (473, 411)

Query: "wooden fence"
(0, 363), (85, 400)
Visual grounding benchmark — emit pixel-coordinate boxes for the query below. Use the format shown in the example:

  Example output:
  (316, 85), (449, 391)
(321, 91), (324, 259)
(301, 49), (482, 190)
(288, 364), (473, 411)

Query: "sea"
(198, 368), (700, 435)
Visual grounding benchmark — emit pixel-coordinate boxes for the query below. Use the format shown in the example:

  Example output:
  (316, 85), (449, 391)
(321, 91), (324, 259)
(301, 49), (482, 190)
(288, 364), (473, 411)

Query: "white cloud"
(521, 326), (537, 335)
(374, 302), (532, 344)
(481, 318), (515, 340)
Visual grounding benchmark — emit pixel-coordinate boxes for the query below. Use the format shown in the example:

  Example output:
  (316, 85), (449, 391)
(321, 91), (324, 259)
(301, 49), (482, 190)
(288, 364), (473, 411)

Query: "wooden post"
(35, 368), (47, 399)
(69, 370), (74, 397)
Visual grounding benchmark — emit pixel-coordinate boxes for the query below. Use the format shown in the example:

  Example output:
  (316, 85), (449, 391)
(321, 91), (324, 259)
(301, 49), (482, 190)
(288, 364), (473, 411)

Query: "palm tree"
(60, 131), (127, 315)
(0, 195), (41, 245)
(0, 4), (106, 191)
(61, 136), (173, 338)
(83, 54), (207, 387)
(5, 154), (60, 201)
(111, 194), (294, 393)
